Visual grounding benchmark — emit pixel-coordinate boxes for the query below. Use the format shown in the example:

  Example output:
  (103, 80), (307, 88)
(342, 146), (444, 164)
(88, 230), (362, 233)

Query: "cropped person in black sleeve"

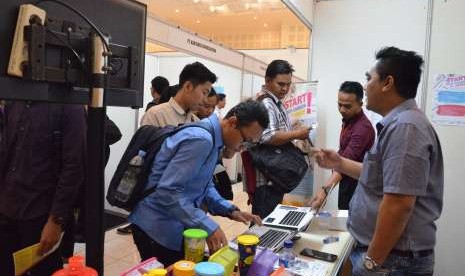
(0, 101), (87, 276)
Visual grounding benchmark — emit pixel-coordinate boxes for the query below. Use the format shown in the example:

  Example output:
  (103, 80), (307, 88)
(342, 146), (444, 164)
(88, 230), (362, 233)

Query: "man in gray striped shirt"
(314, 47), (443, 275)
(248, 60), (311, 219)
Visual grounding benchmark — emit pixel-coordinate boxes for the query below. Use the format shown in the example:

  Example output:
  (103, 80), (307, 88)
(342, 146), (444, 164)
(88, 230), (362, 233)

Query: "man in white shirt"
(140, 62), (216, 127)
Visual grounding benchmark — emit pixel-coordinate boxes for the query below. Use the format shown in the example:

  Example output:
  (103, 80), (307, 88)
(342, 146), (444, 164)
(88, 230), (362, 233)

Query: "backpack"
(248, 93), (308, 193)
(106, 121), (213, 211)
(248, 142), (308, 193)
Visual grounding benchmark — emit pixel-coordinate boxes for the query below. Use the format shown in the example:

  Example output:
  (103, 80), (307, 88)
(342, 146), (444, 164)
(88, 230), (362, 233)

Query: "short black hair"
(225, 100), (269, 130)
(208, 87), (217, 98)
(179, 62), (217, 88)
(339, 81), (364, 101)
(217, 93), (226, 101)
(265, 60), (294, 79)
(375, 46), (424, 99)
(159, 84), (179, 104)
(151, 76), (169, 94)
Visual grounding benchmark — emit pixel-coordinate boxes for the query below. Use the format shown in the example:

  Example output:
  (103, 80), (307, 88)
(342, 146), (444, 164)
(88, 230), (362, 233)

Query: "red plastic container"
(52, 256), (98, 276)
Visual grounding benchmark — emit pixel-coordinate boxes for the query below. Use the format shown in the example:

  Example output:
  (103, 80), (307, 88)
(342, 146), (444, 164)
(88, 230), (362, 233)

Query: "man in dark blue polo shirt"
(314, 47), (443, 275)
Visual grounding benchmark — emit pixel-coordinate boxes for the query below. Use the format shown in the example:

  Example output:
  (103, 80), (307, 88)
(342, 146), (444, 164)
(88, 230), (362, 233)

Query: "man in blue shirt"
(129, 100), (269, 266)
(314, 47), (443, 275)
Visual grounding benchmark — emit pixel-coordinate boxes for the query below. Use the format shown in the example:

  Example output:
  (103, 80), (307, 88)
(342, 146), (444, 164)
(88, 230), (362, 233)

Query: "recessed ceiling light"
(263, 23), (268, 27)
(175, 9), (180, 13)
(196, 19), (200, 23)
(253, 16), (257, 20)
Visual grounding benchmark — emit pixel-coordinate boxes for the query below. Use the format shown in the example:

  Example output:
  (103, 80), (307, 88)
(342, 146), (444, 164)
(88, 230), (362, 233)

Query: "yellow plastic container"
(208, 246), (239, 276)
(173, 260), (196, 276)
(144, 268), (167, 276)
(236, 235), (259, 246)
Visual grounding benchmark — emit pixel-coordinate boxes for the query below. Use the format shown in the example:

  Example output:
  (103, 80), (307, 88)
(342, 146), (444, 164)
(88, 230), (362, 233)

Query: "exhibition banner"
(282, 82), (318, 204)
(432, 74), (465, 126)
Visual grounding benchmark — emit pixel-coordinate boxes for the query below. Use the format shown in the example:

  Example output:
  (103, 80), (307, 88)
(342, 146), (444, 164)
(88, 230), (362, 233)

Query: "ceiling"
(140, 0), (310, 50)
(155, 0), (286, 15)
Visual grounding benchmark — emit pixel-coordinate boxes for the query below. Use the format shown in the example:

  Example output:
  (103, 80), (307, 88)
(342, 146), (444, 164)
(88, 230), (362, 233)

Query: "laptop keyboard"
(258, 229), (289, 248)
(279, 211), (306, 226)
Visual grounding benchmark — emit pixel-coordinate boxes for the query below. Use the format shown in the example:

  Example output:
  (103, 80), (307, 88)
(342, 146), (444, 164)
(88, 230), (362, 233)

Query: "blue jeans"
(350, 246), (434, 276)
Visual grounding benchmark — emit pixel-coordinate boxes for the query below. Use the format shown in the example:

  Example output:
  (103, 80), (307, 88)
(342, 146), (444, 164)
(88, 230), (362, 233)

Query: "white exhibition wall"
(311, 0), (428, 209)
(312, 0), (465, 274)
(425, 0), (465, 274)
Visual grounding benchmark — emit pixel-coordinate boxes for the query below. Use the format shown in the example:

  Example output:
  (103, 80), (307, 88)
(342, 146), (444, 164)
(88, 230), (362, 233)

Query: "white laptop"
(229, 204), (314, 252)
(263, 204), (314, 232)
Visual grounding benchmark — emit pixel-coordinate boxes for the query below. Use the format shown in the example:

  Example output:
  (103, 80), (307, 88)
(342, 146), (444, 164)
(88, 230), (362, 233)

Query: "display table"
(144, 220), (354, 276)
(283, 219), (354, 276)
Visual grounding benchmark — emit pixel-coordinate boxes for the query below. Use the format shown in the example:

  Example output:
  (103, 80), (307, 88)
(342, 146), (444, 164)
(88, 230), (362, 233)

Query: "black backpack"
(106, 121), (213, 211)
(248, 142), (308, 193)
(248, 93), (308, 193)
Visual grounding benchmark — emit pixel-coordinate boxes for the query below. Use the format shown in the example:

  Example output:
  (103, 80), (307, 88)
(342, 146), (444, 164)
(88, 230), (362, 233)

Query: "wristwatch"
(227, 205), (241, 218)
(363, 255), (381, 271)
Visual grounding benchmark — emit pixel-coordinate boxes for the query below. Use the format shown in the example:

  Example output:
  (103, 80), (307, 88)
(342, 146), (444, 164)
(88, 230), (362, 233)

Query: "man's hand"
(307, 188), (327, 209)
(313, 148), (342, 170)
(293, 127), (311, 141)
(230, 211), (262, 226)
(38, 218), (63, 256)
(207, 228), (228, 254)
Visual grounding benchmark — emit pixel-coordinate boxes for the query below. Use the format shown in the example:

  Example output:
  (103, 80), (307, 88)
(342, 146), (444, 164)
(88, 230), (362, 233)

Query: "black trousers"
(131, 224), (183, 267)
(338, 180), (358, 210)
(213, 170), (233, 200)
(0, 214), (63, 276)
(251, 185), (285, 219)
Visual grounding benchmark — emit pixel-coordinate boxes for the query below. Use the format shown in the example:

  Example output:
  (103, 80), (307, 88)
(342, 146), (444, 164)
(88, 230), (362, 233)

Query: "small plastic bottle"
(278, 240), (296, 268)
(115, 150), (146, 202)
(52, 255), (98, 276)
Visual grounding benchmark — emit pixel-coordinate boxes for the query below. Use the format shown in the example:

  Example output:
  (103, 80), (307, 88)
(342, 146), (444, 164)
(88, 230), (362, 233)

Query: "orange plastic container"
(52, 256), (98, 276)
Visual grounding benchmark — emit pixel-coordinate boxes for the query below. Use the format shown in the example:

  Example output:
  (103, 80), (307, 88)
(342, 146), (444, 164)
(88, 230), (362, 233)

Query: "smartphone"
(300, 248), (337, 262)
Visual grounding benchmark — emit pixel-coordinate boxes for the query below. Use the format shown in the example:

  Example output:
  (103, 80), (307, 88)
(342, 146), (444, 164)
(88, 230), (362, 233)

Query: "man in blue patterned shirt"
(247, 60), (311, 219)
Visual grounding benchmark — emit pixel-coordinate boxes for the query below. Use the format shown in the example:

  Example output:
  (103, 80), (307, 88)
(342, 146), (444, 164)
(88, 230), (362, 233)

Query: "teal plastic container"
(194, 262), (224, 276)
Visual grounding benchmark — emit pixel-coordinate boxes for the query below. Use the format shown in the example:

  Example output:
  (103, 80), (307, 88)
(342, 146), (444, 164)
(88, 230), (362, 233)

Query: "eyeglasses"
(237, 127), (257, 146)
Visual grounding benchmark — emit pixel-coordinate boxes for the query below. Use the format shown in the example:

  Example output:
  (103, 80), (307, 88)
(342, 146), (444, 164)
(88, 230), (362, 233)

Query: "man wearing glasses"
(245, 60), (311, 219)
(128, 100), (268, 266)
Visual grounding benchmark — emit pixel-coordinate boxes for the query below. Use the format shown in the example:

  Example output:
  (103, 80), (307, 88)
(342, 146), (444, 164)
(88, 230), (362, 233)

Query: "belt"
(354, 242), (433, 258)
